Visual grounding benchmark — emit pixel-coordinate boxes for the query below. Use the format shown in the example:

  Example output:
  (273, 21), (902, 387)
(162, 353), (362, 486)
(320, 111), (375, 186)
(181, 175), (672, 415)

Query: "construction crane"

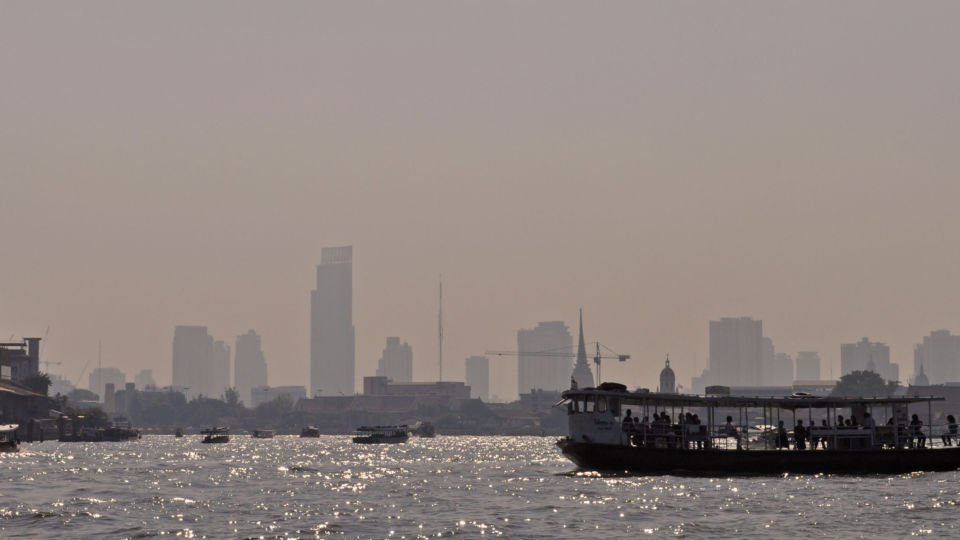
(485, 342), (629, 386)
(39, 325), (61, 372)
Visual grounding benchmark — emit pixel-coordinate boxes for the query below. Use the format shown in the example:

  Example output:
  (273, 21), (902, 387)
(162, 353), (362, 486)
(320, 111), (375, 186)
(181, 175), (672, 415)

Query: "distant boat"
(300, 426), (320, 438)
(252, 429), (275, 439)
(174, 428), (184, 438)
(200, 427), (230, 444)
(411, 421), (436, 438)
(0, 424), (20, 453)
(352, 425), (409, 444)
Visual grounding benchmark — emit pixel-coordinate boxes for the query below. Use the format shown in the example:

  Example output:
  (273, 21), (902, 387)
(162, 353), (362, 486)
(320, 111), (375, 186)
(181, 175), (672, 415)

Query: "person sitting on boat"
(724, 416), (742, 450)
(849, 415), (859, 427)
(622, 409), (633, 432)
(815, 419), (829, 449)
(942, 415), (958, 446)
(910, 414), (926, 448)
(862, 413), (875, 429)
(794, 420), (807, 450)
(836, 415), (845, 429)
(776, 420), (789, 449)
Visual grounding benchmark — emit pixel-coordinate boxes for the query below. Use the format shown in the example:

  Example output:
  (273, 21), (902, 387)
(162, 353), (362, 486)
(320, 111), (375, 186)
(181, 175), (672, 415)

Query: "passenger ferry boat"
(558, 383), (960, 474)
(200, 426), (230, 444)
(352, 425), (409, 444)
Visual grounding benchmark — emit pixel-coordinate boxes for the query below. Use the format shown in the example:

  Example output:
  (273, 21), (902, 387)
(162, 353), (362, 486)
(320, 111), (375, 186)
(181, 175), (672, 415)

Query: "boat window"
(609, 398), (620, 417)
(583, 396), (594, 413)
(596, 396), (608, 413)
(568, 400), (578, 414)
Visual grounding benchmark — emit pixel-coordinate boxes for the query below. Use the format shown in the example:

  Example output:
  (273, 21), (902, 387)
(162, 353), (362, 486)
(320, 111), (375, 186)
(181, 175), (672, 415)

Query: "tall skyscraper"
(768, 352), (794, 386)
(134, 369), (156, 390)
(376, 337), (413, 382)
(841, 337), (898, 382)
(517, 320), (573, 393)
(707, 317), (763, 387)
(914, 330), (960, 384)
(235, 329), (268, 407)
(795, 351), (821, 380)
(88, 367), (126, 400)
(310, 246), (355, 396)
(465, 355), (490, 401)
(172, 325), (214, 400)
(211, 340), (231, 400)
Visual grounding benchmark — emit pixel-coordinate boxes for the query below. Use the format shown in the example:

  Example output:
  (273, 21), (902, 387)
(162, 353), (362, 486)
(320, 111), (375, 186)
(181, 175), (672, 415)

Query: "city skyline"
(4, 3), (960, 402)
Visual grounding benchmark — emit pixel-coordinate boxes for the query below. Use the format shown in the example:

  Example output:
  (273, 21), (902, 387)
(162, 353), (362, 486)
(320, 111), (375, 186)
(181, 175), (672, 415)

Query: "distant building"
(517, 321), (572, 394)
(173, 326), (231, 400)
(795, 352), (821, 381)
(211, 340), (231, 400)
(465, 356), (490, 401)
(310, 246), (355, 396)
(658, 357), (676, 393)
(235, 329), (268, 407)
(250, 385), (307, 408)
(841, 337), (898, 382)
(49, 373), (75, 397)
(698, 317), (763, 388)
(913, 330), (960, 384)
(0, 337), (41, 385)
(376, 337), (413, 383)
(768, 352), (794, 386)
(88, 367), (126, 401)
(133, 369), (157, 390)
(362, 376), (470, 399)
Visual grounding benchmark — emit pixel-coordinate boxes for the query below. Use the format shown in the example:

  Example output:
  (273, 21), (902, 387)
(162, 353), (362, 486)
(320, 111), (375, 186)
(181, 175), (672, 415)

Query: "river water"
(1, 435), (958, 538)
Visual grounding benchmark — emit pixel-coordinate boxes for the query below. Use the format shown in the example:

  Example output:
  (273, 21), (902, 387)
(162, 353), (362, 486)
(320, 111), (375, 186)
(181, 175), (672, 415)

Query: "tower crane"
(485, 342), (629, 387)
(39, 325), (62, 372)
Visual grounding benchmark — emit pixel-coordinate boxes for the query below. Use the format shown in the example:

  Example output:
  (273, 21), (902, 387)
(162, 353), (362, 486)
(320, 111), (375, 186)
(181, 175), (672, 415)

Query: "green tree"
(832, 370), (899, 397)
(22, 372), (52, 395)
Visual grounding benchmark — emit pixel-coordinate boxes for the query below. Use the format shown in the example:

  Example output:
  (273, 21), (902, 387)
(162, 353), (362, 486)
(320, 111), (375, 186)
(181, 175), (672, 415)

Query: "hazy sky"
(3, 2), (959, 400)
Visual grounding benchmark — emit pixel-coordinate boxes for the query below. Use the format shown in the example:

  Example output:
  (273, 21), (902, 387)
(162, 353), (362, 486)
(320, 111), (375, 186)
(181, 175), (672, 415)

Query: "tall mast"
(438, 275), (443, 382)
(98, 339), (102, 402)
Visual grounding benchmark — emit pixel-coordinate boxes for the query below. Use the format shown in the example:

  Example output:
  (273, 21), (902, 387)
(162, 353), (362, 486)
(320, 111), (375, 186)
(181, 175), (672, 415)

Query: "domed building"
(913, 363), (930, 386)
(659, 356), (676, 394)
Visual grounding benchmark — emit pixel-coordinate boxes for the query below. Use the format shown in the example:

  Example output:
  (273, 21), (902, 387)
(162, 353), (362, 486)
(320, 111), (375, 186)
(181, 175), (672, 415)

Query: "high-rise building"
(841, 337), (898, 382)
(88, 367), (126, 400)
(465, 355), (490, 401)
(795, 352), (821, 380)
(705, 317), (763, 387)
(235, 329), (268, 406)
(211, 340), (231, 400)
(134, 369), (157, 390)
(172, 325), (214, 400)
(310, 246), (355, 396)
(914, 330), (960, 384)
(769, 352), (794, 386)
(376, 337), (413, 382)
(517, 321), (573, 393)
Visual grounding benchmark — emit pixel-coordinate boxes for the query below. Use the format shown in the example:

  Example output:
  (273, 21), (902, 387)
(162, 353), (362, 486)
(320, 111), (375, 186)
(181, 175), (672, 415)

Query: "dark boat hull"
(202, 435), (230, 443)
(352, 434), (408, 444)
(557, 439), (960, 475)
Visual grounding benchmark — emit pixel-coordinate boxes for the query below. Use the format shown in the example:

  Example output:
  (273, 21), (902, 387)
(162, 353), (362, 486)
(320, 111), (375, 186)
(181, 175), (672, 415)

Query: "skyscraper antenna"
(438, 275), (443, 382)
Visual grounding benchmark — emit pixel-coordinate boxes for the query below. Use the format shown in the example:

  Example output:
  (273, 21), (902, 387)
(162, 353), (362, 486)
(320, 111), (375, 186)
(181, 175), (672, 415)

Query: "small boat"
(102, 417), (140, 441)
(558, 384), (960, 475)
(300, 426), (320, 438)
(200, 427), (230, 443)
(0, 425), (20, 453)
(174, 428), (184, 438)
(411, 421), (436, 438)
(352, 425), (409, 444)
(252, 429), (275, 439)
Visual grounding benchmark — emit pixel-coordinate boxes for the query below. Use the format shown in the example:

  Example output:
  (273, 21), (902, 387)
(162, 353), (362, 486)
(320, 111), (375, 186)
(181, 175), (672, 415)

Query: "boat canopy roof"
(562, 388), (944, 410)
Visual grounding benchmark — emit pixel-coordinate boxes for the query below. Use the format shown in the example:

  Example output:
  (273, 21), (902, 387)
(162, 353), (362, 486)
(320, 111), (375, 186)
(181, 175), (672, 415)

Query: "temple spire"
(571, 307), (595, 388)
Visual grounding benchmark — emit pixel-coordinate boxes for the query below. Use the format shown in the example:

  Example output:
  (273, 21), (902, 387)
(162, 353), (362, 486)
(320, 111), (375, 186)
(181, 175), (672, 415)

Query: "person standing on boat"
(910, 414), (926, 448)
(724, 416), (742, 450)
(776, 421), (790, 449)
(794, 420), (807, 450)
(942, 415), (957, 446)
(622, 409), (633, 432)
